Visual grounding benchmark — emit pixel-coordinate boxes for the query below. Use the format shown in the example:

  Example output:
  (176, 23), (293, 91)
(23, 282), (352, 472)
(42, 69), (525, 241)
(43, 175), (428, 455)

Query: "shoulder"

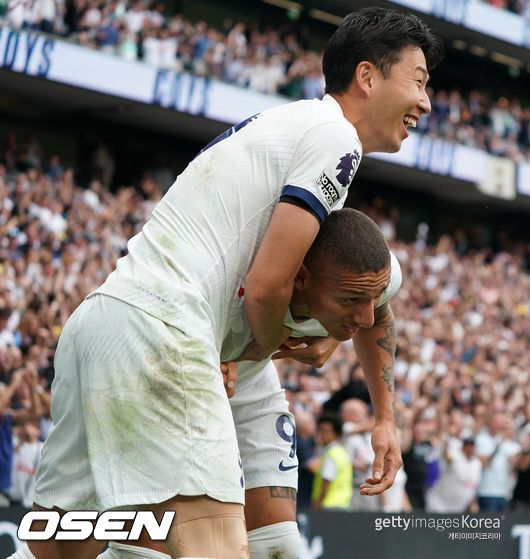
(376, 252), (402, 310)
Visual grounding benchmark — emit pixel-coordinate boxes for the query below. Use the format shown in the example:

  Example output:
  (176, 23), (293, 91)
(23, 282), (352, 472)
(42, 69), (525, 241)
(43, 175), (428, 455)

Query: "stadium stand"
(2, 0), (529, 161)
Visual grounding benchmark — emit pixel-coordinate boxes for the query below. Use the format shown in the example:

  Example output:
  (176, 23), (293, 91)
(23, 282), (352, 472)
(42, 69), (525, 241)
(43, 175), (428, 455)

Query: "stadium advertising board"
(369, 134), (488, 184)
(0, 25), (526, 201)
(390, 0), (530, 48)
(518, 162), (530, 196)
(296, 512), (530, 559)
(0, 25), (286, 123)
(1, 508), (529, 558)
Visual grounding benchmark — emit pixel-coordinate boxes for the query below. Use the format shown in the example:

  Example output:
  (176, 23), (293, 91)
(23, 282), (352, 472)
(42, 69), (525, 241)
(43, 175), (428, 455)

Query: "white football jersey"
(95, 94), (362, 349)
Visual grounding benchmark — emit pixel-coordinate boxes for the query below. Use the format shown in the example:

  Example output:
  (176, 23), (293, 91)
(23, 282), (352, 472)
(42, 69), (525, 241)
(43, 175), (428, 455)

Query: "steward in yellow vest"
(311, 413), (353, 510)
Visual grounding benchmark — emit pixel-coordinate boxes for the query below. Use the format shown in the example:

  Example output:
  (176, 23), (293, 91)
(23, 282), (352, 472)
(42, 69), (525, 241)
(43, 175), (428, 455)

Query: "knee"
(248, 521), (300, 559)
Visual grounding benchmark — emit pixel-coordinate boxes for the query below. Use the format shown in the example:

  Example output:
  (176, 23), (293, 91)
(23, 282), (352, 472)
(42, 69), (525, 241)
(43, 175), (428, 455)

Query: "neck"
(329, 92), (375, 154)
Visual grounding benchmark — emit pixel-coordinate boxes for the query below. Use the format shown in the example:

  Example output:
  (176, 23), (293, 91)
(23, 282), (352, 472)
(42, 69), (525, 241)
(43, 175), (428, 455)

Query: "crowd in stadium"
(3, 0), (530, 161)
(0, 131), (528, 512)
(483, 0), (529, 15)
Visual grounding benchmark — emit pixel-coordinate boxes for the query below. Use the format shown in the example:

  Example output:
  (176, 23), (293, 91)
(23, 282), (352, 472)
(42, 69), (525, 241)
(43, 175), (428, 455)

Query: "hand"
(468, 501), (480, 514)
(272, 336), (340, 368)
(9, 369), (26, 389)
(24, 362), (39, 386)
(235, 326), (292, 363)
(360, 421), (402, 496)
(220, 361), (237, 398)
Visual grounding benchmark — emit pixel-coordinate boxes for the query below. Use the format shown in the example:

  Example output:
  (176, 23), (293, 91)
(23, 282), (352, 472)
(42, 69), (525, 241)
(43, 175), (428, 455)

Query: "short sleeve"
(376, 251), (402, 309)
(280, 121), (362, 224)
(320, 455), (339, 482)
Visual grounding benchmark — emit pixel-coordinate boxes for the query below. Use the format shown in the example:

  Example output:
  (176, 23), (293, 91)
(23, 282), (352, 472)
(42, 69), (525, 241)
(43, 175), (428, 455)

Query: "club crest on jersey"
(335, 151), (360, 188)
(316, 171), (340, 208)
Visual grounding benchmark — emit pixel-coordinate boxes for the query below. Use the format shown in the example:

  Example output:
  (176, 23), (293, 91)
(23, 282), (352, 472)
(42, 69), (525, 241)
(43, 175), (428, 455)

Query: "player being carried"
(11, 6), (443, 559)
(99, 207), (402, 559)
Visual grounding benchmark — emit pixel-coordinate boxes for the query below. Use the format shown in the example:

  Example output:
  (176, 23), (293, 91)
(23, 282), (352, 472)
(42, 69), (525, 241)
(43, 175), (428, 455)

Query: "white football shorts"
(231, 361), (298, 491)
(33, 293), (244, 511)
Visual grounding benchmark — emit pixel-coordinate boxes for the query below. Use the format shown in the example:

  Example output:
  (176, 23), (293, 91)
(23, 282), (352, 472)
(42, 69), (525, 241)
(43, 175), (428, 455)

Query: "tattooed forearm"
(376, 318), (396, 358)
(382, 363), (396, 417)
(381, 364), (393, 392)
(269, 486), (297, 500)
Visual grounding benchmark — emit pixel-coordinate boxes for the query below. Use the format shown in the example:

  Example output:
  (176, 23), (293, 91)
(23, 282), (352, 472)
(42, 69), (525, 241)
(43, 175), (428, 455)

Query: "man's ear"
(294, 264), (310, 291)
(354, 60), (377, 98)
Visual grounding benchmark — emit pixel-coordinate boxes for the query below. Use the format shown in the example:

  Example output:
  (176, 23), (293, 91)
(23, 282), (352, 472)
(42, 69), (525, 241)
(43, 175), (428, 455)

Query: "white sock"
(248, 521), (300, 559)
(6, 544), (37, 559)
(98, 541), (170, 558)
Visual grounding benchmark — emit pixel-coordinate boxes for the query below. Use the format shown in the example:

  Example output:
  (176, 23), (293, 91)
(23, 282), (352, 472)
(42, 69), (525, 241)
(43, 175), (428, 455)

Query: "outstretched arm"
(353, 302), (402, 496)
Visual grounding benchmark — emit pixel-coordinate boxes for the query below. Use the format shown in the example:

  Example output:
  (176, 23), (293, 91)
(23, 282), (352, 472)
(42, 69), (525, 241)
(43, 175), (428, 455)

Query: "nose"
(419, 87), (431, 115)
(352, 301), (374, 329)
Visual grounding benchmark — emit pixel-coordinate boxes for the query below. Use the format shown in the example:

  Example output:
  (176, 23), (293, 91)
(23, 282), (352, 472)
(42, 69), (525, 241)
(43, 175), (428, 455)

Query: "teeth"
(403, 116), (417, 128)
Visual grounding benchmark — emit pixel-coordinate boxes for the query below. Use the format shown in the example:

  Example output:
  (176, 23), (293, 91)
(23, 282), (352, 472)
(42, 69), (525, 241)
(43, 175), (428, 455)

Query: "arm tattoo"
(381, 364), (393, 393)
(269, 486), (297, 500)
(382, 363), (396, 417)
(375, 318), (396, 359)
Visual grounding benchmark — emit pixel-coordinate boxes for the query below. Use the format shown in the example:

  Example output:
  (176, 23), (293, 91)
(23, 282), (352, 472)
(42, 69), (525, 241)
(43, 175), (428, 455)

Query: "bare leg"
(151, 494), (249, 558)
(244, 486), (296, 531)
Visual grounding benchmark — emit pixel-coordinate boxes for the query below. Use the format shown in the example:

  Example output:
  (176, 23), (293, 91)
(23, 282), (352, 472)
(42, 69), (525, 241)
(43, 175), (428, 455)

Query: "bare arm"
(242, 202), (320, 360)
(312, 479), (330, 510)
(0, 369), (25, 412)
(353, 303), (402, 495)
(12, 365), (45, 424)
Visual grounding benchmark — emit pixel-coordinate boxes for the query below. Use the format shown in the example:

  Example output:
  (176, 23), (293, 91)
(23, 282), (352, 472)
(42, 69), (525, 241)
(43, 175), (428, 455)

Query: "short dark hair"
(318, 412), (343, 437)
(304, 208), (390, 274)
(323, 7), (444, 94)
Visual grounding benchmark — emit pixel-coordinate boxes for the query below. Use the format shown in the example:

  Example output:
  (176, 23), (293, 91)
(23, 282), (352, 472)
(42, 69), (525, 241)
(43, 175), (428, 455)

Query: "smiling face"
(358, 45), (431, 154)
(291, 260), (391, 341)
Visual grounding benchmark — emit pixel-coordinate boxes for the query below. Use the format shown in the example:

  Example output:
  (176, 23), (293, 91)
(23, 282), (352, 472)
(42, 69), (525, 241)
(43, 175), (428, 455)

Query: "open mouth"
(403, 115), (417, 128)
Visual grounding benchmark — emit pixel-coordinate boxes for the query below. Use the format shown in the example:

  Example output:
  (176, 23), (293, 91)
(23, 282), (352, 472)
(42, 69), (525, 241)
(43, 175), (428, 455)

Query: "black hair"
(318, 412), (343, 437)
(304, 208), (390, 274)
(323, 6), (445, 94)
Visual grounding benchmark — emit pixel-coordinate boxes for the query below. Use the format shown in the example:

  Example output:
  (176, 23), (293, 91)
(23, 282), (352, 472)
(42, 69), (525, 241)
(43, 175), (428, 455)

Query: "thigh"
(150, 495), (249, 558)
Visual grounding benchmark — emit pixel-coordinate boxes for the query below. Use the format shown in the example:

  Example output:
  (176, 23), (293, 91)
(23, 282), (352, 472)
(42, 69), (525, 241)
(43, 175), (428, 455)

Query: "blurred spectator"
(341, 399), (381, 511)
(322, 361), (371, 411)
(294, 410), (319, 512)
(476, 411), (521, 511)
(381, 468), (412, 513)
(511, 429), (530, 511)
(90, 140), (115, 187)
(426, 437), (482, 512)
(401, 411), (440, 510)
(0, 365), (45, 505)
(46, 154), (65, 181)
(96, 8), (121, 51)
(311, 413), (352, 510)
(9, 420), (42, 507)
